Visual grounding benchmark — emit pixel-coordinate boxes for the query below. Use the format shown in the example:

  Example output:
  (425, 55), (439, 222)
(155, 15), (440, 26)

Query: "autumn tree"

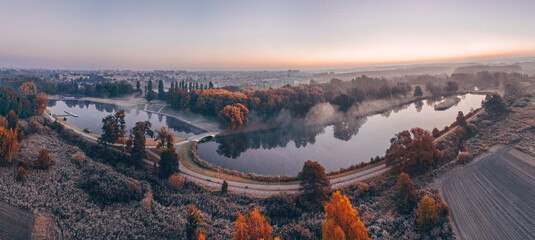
(221, 180), (228, 194)
(416, 195), (438, 232)
(36, 149), (51, 169)
(0, 115), (8, 128)
(393, 172), (418, 214)
(432, 128), (440, 138)
(186, 204), (205, 240)
(0, 127), (20, 164)
(385, 128), (443, 174)
(234, 207), (273, 240)
(482, 92), (507, 114)
(155, 126), (174, 150)
(298, 160), (330, 211)
(322, 191), (370, 240)
(413, 85), (423, 97)
(128, 121), (154, 167)
(98, 110), (126, 147)
(218, 103), (249, 129)
(32, 92), (48, 114)
(7, 110), (18, 130)
(18, 82), (37, 96)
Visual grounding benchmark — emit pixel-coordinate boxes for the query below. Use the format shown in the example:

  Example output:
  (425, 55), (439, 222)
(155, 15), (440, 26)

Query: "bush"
(16, 166), (27, 182)
(280, 222), (313, 240)
(455, 152), (473, 165)
(168, 174), (186, 190)
(436, 201), (449, 219)
(80, 167), (143, 205)
(72, 151), (86, 166)
(36, 149), (51, 169)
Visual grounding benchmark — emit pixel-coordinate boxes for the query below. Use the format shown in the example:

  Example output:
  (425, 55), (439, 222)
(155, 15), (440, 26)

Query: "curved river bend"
(196, 94), (486, 176)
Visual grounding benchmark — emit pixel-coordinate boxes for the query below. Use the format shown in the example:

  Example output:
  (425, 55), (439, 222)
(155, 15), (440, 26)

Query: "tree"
(16, 166), (27, 182)
(7, 110), (18, 130)
(18, 82), (37, 96)
(209, 81), (214, 89)
(482, 92), (507, 114)
(186, 204), (204, 240)
(416, 195), (438, 232)
(385, 128), (442, 174)
(98, 110), (126, 147)
(432, 128), (440, 138)
(136, 81), (141, 91)
(158, 80), (165, 100)
(234, 207), (273, 240)
(221, 180), (228, 194)
(155, 126), (174, 150)
(298, 160), (330, 210)
(393, 172), (418, 214)
(36, 149), (51, 169)
(444, 81), (459, 93)
(322, 191), (370, 240)
(0, 127), (20, 163)
(128, 121), (154, 167)
(456, 111), (467, 127)
(159, 149), (179, 178)
(32, 92), (48, 114)
(413, 85), (423, 97)
(218, 103), (249, 129)
(146, 80), (156, 101)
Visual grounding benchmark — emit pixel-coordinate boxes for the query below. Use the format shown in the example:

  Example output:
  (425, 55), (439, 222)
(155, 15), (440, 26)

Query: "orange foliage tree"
(0, 127), (20, 163)
(36, 149), (51, 169)
(322, 191), (370, 240)
(186, 204), (205, 240)
(18, 82), (37, 96)
(415, 195), (438, 232)
(234, 207), (273, 240)
(385, 127), (443, 174)
(219, 103), (249, 129)
(0, 115), (8, 128)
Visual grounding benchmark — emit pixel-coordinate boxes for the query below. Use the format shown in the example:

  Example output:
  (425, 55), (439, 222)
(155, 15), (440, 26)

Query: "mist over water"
(196, 94), (486, 176)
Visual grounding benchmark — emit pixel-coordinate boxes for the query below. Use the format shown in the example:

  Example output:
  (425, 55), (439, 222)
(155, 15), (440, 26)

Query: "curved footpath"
(45, 109), (482, 197)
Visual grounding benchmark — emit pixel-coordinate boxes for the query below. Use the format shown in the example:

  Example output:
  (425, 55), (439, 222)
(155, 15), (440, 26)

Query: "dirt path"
(439, 146), (535, 240)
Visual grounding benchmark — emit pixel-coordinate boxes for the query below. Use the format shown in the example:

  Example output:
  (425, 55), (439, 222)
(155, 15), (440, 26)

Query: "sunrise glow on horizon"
(2, 0), (535, 70)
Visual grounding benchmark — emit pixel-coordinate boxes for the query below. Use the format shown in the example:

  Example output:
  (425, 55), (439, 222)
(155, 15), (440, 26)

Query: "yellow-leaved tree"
(234, 207), (273, 240)
(322, 191), (370, 240)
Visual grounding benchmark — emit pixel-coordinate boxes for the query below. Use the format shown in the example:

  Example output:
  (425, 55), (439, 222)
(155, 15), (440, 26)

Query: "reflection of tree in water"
(65, 100), (78, 108)
(414, 100), (423, 112)
(165, 117), (205, 135)
(147, 111), (152, 119)
(332, 117), (367, 141)
(213, 124), (325, 159)
(381, 110), (391, 118)
(158, 114), (164, 123)
(93, 102), (120, 113)
(392, 103), (410, 113)
(48, 100), (57, 107)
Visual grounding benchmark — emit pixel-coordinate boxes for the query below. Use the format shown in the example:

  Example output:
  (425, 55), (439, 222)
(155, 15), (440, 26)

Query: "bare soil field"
(0, 201), (34, 240)
(440, 146), (535, 240)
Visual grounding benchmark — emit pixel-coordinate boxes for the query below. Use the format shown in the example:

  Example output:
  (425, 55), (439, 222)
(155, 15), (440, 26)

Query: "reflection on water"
(47, 100), (204, 138)
(197, 94), (486, 176)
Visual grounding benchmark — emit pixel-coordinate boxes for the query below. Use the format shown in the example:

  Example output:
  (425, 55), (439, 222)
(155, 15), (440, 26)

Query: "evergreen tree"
(158, 80), (165, 100)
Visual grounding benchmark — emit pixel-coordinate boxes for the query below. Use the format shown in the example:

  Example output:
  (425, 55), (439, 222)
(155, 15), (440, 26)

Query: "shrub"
(36, 149), (51, 169)
(16, 166), (27, 182)
(280, 222), (313, 240)
(72, 151), (86, 166)
(80, 167), (143, 205)
(455, 152), (473, 165)
(436, 200), (449, 219)
(221, 180), (228, 194)
(352, 182), (370, 198)
(168, 174), (186, 190)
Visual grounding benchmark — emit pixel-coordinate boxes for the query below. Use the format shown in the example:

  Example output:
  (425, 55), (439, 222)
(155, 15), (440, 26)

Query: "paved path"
(47, 108), (483, 196)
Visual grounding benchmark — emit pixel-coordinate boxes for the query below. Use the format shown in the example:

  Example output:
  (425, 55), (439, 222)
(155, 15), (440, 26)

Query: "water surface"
(196, 94), (485, 176)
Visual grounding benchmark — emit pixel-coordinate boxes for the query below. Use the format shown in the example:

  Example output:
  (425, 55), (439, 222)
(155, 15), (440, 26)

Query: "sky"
(1, 0), (535, 70)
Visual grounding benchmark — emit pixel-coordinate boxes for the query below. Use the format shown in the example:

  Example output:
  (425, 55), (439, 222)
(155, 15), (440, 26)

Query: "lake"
(196, 94), (486, 176)
(47, 100), (205, 138)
